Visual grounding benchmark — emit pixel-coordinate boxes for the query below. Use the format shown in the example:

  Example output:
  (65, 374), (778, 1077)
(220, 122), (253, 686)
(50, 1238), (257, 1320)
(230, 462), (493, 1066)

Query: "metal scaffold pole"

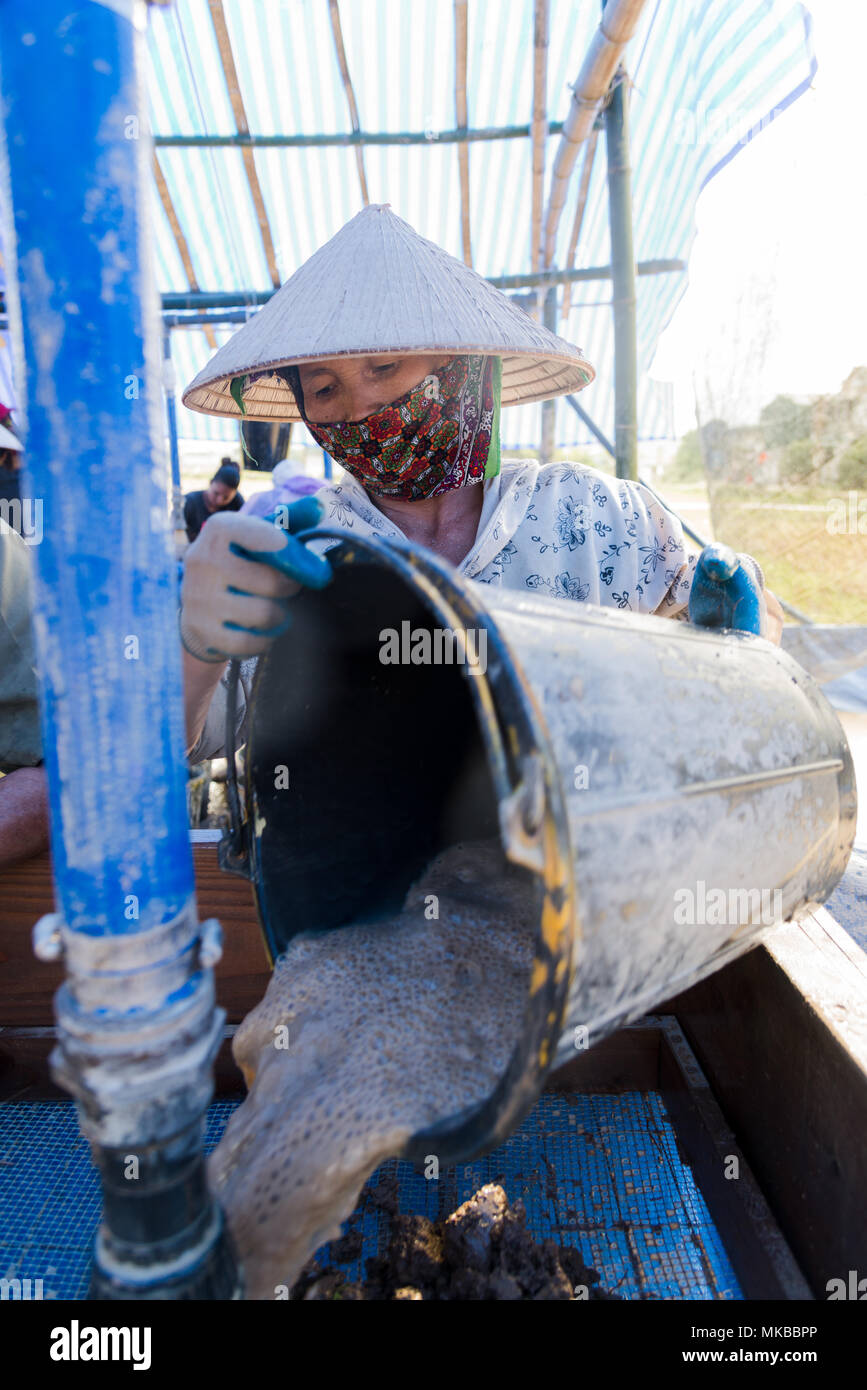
(163, 331), (184, 535)
(0, 0), (240, 1298)
(539, 286), (558, 465)
(603, 55), (638, 481)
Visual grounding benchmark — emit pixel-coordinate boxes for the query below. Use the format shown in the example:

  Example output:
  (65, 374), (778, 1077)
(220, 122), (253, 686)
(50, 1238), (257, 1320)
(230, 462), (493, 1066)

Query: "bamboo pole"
(539, 286), (558, 464)
(152, 153), (217, 350)
(454, 0), (472, 265)
(542, 0), (647, 268)
(560, 127), (599, 324)
(531, 0), (549, 274)
(208, 0), (281, 288)
(328, 0), (369, 206)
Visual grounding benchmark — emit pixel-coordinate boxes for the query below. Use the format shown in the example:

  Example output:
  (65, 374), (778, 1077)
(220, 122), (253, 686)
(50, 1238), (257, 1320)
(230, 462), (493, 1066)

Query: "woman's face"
(297, 353), (449, 424)
(207, 481), (237, 507)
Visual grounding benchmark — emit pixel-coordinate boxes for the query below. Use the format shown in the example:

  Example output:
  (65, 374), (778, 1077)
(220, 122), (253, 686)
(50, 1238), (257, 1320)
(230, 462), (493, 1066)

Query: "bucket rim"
(243, 527), (578, 1166)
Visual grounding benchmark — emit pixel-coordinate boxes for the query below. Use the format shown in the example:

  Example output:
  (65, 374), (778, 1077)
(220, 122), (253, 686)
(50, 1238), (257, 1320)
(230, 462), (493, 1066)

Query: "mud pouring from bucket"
(211, 530), (857, 1294)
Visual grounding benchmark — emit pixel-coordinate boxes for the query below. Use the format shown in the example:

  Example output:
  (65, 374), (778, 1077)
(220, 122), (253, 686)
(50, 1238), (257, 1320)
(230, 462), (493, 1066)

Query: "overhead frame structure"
(157, 0), (655, 474)
(153, 121), (568, 147)
(140, 0), (814, 465)
(0, 2), (817, 459)
(0, 2), (818, 467)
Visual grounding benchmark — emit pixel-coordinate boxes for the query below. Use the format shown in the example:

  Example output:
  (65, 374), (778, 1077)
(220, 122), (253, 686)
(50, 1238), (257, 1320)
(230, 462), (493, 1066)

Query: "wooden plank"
(0, 845), (270, 1026)
(664, 908), (867, 1298)
(0, 1025), (245, 1102)
(547, 1022), (660, 1091)
(657, 1016), (812, 1300)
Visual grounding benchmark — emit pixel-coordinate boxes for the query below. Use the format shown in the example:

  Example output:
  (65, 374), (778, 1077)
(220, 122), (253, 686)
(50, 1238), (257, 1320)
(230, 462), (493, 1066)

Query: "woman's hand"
(180, 497), (330, 662)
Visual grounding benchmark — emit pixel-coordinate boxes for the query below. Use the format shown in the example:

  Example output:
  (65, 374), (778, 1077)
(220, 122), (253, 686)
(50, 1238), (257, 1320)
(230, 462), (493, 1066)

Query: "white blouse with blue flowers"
(310, 458), (703, 618)
(187, 459), (768, 760)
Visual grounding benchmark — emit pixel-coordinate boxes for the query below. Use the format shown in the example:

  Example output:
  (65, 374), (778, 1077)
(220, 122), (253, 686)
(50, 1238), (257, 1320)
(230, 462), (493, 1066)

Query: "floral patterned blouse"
(308, 458), (704, 618)
(189, 459), (765, 761)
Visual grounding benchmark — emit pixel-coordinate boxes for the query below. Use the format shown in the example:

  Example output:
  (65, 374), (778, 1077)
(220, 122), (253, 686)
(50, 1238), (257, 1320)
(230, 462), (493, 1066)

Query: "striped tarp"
(4, 1), (819, 452)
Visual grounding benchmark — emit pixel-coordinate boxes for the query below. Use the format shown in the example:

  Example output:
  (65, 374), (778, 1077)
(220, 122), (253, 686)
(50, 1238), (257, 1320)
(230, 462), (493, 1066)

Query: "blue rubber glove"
(688, 542), (764, 636)
(228, 496), (332, 598)
(180, 499), (331, 661)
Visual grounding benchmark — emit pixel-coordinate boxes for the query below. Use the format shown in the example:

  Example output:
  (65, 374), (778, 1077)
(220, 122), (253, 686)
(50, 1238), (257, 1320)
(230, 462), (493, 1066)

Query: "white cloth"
(308, 459), (701, 616)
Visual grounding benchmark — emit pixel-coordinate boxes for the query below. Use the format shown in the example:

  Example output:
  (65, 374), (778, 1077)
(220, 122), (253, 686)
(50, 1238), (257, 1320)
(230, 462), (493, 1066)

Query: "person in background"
(0, 517), (48, 869)
(183, 459), (245, 543)
(0, 412), (23, 511)
(240, 458), (324, 520)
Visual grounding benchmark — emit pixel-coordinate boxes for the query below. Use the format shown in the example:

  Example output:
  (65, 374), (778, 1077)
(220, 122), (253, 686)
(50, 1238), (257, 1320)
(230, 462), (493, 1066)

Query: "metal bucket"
(223, 531), (857, 1164)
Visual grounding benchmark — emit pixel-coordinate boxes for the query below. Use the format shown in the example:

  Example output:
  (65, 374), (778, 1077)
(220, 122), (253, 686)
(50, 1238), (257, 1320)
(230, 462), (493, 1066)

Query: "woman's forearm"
(182, 647), (227, 755)
(0, 766), (49, 869)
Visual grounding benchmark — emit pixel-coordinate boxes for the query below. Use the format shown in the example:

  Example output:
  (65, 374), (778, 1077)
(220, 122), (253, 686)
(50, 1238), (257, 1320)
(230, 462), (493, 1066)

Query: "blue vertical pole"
(322, 448), (333, 479)
(164, 329), (183, 531)
(0, 0), (239, 1297)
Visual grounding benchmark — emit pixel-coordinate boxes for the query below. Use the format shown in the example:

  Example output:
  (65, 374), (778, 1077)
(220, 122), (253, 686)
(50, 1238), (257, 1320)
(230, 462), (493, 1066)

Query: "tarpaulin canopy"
(1, 0), (817, 451)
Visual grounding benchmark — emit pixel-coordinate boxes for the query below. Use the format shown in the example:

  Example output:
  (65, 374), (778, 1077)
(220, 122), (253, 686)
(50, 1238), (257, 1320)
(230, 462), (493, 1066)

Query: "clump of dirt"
(291, 1183), (620, 1301)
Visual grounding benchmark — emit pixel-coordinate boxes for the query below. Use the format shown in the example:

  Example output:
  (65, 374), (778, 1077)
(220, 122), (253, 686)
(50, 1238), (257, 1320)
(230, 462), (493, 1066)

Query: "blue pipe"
(0, 1), (190, 933)
(0, 0), (238, 1297)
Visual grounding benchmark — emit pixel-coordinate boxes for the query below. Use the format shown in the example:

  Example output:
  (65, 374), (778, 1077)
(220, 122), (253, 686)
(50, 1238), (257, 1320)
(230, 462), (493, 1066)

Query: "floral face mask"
(280, 354), (501, 502)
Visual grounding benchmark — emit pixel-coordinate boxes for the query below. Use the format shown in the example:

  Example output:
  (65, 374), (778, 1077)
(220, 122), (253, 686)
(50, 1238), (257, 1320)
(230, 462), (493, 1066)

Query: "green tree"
(670, 429), (704, 481)
(780, 438), (813, 483)
(837, 434), (867, 490)
(759, 395), (812, 449)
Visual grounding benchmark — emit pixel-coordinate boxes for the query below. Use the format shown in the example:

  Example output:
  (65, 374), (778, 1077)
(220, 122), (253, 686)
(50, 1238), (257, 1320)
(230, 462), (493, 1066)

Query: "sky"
(649, 0), (867, 437)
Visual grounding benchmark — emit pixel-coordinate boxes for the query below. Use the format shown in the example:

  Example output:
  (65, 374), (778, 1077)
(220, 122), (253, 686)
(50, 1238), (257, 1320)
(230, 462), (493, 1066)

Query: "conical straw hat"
(182, 205), (595, 422)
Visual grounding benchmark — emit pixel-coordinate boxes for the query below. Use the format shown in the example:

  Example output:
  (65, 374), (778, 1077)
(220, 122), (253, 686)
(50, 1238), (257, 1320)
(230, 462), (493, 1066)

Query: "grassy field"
(550, 471), (867, 624)
(708, 484), (867, 624)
